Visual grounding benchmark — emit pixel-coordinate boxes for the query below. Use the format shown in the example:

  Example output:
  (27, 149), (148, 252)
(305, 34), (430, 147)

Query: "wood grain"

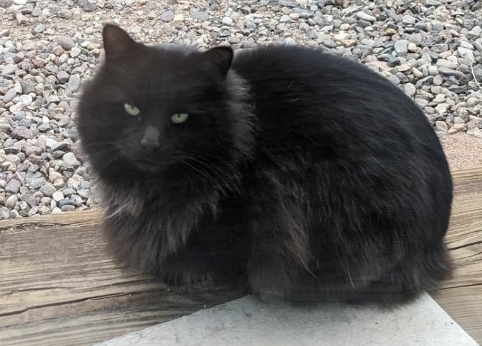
(0, 211), (244, 346)
(431, 166), (482, 344)
(0, 167), (481, 345)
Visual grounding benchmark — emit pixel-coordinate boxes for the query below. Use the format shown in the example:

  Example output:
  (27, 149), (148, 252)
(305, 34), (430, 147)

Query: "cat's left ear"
(102, 24), (137, 60)
(202, 46), (233, 76)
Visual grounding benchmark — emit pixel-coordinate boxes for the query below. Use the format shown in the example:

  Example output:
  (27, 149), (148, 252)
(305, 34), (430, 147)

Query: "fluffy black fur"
(77, 24), (453, 306)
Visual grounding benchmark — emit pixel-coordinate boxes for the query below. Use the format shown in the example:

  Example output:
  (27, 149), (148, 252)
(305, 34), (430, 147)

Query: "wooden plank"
(431, 166), (482, 344)
(0, 211), (244, 346)
(0, 208), (102, 228)
(0, 167), (481, 345)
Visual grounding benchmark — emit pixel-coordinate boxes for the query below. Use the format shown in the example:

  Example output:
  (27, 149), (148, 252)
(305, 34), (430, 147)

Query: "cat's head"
(77, 24), (255, 191)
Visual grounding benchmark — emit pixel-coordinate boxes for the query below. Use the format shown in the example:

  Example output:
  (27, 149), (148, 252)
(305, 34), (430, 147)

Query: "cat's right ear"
(202, 46), (233, 76)
(102, 24), (136, 61)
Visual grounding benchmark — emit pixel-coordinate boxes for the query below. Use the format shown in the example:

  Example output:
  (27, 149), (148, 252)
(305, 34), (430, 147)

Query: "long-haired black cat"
(77, 24), (453, 305)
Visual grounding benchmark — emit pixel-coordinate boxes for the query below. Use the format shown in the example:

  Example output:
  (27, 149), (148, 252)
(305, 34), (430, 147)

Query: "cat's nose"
(140, 125), (160, 149)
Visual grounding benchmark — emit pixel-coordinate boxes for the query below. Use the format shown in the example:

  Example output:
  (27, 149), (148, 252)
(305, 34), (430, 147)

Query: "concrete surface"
(96, 293), (478, 346)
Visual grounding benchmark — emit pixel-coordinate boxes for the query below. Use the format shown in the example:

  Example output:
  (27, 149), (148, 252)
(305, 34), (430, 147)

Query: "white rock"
(3, 89), (16, 103)
(70, 46), (81, 58)
(467, 98), (480, 108)
(222, 17), (233, 26)
(20, 94), (33, 106)
(334, 32), (350, 41)
(63, 152), (81, 167)
(435, 103), (448, 115)
(403, 83), (416, 97)
(436, 59), (458, 70)
(356, 11), (376, 22)
(52, 191), (64, 202)
(448, 123), (465, 134)
(5, 195), (18, 209)
(408, 42), (417, 53)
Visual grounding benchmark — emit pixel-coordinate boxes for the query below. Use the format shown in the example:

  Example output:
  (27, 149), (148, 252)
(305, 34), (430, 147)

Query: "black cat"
(77, 24), (453, 305)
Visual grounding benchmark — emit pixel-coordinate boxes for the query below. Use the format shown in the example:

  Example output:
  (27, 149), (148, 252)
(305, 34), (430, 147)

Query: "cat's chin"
(133, 160), (165, 174)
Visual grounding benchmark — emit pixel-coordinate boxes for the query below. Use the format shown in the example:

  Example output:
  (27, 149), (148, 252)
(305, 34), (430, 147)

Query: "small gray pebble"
(78, 0), (96, 12)
(14, 112), (26, 121)
(438, 67), (464, 78)
(79, 181), (90, 189)
(21, 192), (37, 207)
(38, 123), (52, 132)
(58, 198), (74, 207)
(5, 195), (18, 209)
(62, 188), (76, 196)
(6, 154), (21, 164)
(394, 40), (408, 56)
(57, 71), (70, 83)
(55, 36), (75, 50)
(68, 74), (81, 92)
(5, 179), (21, 194)
(10, 126), (33, 140)
(77, 189), (91, 198)
(61, 205), (76, 212)
(280, 15), (290, 23)
(40, 183), (56, 197)
(31, 7), (41, 16)
(2, 64), (17, 76)
(191, 9), (209, 21)
(436, 59), (458, 70)
(70, 46), (81, 57)
(33, 24), (45, 33)
(160, 10), (174, 22)
(63, 152), (81, 167)
(4, 147), (20, 154)
(20, 80), (35, 94)
(3, 89), (17, 103)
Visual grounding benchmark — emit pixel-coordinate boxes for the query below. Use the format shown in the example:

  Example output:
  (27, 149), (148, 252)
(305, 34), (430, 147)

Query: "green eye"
(171, 113), (189, 124)
(124, 103), (140, 116)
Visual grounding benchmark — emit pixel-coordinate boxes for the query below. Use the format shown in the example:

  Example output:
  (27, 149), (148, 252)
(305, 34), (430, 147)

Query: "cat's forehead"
(154, 43), (198, 56)
(99, 50), (215, 103)
(129, 46), (212, 82)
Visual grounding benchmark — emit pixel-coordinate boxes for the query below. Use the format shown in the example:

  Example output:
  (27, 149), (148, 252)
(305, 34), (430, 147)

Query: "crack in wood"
(0, 292), (144, 318)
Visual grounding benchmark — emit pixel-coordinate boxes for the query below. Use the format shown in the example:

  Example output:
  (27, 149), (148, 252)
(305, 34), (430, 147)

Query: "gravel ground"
(0, 0), (481, 219)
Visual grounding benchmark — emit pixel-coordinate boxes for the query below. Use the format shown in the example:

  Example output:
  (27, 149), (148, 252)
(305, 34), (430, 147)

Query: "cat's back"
(230, 45), (438, 155)
(231, 44), (451, 203)
(231, 44), (391, 92)
(230, 45), (421, 124)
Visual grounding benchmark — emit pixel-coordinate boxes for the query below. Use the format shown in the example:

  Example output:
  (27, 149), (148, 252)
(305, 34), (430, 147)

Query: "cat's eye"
(124, 103), (140, 116)
(171, 113), (189, 124)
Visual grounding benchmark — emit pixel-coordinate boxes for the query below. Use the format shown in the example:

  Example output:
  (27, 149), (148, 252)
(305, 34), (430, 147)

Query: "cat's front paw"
(161, 256), (214, 287)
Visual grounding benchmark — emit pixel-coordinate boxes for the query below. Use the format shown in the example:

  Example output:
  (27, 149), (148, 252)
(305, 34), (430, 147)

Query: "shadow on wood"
(0, 167), (481, 346)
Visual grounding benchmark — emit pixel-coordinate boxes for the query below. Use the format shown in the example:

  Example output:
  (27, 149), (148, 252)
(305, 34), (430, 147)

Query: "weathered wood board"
(0, 166), (481, 345)
(0, 210), (245, 346)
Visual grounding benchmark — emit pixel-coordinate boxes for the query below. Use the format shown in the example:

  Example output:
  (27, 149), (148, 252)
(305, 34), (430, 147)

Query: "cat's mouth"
(118, 144), (171, 174)
(130, 154), (178, 174)
(134, 159), (163, 173)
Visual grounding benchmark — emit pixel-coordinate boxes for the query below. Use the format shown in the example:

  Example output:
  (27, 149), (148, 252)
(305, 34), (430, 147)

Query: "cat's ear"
(102, 24), (137, 60)
(202, 46), (233, 76)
